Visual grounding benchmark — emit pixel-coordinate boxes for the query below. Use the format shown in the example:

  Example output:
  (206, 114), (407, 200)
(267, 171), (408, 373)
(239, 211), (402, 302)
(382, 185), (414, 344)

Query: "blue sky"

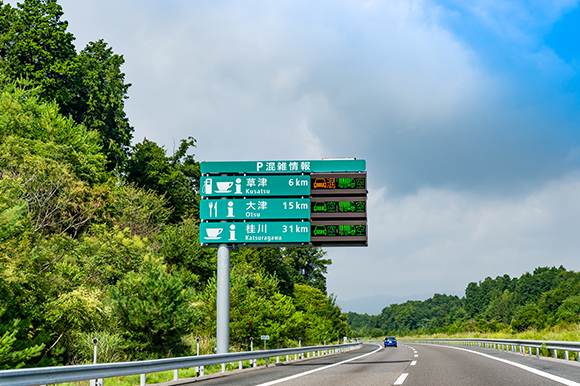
(15, 0), (580, 313)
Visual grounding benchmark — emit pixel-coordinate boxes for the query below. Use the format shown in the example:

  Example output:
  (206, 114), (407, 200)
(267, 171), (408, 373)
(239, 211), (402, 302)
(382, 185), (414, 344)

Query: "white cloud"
(57, 0), (495, 162)
(327, 173), (580, 303)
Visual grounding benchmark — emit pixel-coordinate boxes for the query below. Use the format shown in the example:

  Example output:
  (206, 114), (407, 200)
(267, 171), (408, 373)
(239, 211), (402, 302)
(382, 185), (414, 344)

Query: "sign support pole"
(216, 244), (230, 355)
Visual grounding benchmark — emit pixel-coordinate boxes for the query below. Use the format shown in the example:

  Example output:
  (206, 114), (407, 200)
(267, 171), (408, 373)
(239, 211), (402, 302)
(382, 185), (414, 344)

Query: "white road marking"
(394, 373), (409, 385)
(410, 361), (417, 366)
(414, 354), (418, 357)
(254, 346), (383, 386)
(435, 345), (580, 386)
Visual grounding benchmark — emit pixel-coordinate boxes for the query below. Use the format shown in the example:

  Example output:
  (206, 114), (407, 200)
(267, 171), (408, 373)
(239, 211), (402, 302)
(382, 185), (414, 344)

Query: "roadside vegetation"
(349, 266), (580, 342)
(0, 0), (349, 370)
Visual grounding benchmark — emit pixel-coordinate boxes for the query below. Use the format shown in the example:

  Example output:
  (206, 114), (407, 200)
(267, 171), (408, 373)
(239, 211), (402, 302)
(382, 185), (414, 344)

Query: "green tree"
(283, 247), (331, 293)
(109, 258), (198, 359)
(0, 81), (108, 184)
(554, 296), (580, 324)
(0, 311), (44, 370)
(70, 40), (133, 170)
(195, 266), (303, 349)
(486, 289), (518, 325)
(232, 247), (294, 296)
(0, 1), (133, 170)
(105, 183), (172, 239)
(294, 284), (350, 344)
(125, 137), (200, 222)
(0, 0), (77, 109)
(512, 303), (547, 331)
(156, 217), (215, 287)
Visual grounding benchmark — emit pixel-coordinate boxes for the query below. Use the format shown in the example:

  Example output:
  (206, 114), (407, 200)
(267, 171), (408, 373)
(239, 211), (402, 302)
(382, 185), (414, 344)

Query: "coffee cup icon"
(205, 228), (223, 239)
(216, 181), (234, 192)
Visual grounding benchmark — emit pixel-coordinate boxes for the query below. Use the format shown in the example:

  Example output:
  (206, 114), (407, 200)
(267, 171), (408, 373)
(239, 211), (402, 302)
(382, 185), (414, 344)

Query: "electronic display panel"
(310, 173), (367, 195)
(310, 197), (366, 218)
(310, 220), (367, 245)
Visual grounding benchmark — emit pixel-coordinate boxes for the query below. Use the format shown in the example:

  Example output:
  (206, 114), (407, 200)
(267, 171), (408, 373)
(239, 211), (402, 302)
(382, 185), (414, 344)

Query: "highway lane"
(161, 343), (580, 386)
(400, 343), (580, 386)
(166, 344), (414, 386)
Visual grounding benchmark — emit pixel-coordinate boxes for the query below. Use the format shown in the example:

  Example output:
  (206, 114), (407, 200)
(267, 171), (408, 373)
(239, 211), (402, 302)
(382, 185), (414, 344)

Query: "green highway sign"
(201, 159), (366, 174)
(201, 198), (310, 220)
(200, 221), (310, 244)
(199, 159), (368, 247)
(201, 175), (310, 197)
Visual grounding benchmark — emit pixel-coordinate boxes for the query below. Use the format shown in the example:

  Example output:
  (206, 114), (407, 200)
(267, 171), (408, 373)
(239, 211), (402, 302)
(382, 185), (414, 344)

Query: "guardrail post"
(174, 369), (178, 380)
(277, 355), (280, 362)
(140, 373), (146, 386)
(239, 361), (242, 369)
(565, 351), (569, 360)
(554, 349), (558, 359)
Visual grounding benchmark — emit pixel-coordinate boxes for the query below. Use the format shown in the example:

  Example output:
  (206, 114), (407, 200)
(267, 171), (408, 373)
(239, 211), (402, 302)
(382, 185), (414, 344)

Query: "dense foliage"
(348, 266), (580, 337)
(0, 0), (350, 368)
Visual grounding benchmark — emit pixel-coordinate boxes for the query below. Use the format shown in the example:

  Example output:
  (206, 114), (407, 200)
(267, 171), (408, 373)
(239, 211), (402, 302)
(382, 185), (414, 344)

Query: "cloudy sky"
(31, 0), (580, 313)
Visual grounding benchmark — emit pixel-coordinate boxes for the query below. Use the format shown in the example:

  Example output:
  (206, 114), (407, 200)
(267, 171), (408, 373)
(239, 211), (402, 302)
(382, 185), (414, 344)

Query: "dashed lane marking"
(414, 354), (418, 357)
(394, 373), (409, 385)
(410, 361), (417, 366)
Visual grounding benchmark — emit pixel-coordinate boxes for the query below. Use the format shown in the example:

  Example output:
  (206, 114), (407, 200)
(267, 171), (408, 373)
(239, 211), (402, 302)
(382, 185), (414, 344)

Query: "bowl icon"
(205, 228), (223, 238)
(216, 181), (233, 192)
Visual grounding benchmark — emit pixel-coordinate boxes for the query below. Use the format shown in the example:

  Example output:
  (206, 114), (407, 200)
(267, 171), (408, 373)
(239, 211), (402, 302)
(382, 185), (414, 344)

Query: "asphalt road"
(160, 343), (580, 386)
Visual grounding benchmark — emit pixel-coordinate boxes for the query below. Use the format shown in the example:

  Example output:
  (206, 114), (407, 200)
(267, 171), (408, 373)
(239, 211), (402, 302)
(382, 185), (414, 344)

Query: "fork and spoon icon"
(208, 202), (218, 217)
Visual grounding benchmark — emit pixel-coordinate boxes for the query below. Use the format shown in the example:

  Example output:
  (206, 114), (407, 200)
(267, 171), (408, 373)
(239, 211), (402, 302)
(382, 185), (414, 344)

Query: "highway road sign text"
(201, 175), (310, 197)
(200, 221), (310, 244)
(200, 198), (310, 220)
(201, 159), (366, 174)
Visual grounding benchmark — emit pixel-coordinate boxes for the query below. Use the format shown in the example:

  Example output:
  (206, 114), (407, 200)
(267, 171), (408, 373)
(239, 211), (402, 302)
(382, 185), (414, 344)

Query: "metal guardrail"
(0, 343), (362, 386)
(399, 338), (580, 362)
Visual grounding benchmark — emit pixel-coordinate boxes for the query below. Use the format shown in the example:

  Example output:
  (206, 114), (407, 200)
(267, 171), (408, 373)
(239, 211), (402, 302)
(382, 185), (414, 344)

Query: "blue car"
(384, 336), (397, 348)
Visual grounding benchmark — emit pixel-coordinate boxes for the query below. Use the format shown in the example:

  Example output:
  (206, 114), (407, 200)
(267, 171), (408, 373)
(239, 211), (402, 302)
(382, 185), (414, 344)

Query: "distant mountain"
(337, 293), (435, 315)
